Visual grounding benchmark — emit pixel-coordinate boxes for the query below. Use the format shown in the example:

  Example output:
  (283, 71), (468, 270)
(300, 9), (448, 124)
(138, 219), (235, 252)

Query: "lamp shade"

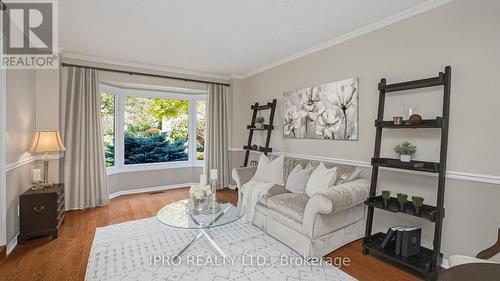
(28, 130), (66, 153)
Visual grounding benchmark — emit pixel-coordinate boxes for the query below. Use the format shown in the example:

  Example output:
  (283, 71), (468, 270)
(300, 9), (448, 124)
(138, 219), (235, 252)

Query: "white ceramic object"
(400, 154), (411, 162)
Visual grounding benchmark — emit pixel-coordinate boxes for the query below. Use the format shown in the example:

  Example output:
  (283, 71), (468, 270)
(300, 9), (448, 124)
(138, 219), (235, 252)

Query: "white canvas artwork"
(283, 78), (358, 140)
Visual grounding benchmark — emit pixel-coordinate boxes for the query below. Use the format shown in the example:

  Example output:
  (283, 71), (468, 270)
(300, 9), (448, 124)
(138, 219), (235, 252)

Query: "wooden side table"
(18, 184), (65, 244)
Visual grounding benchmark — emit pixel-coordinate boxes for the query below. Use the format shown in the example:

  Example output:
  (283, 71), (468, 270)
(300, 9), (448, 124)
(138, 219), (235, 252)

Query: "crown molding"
(61, 52), (231, 82)
(228, 147), (500, 185)
(232, 0), (455, 79)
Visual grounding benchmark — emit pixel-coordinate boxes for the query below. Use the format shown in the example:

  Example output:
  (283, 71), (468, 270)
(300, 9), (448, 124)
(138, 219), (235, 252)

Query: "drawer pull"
(33, 206), (45, 212)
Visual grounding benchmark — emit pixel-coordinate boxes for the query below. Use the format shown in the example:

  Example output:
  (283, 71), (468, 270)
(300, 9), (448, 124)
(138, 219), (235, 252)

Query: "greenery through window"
(101, 93), (115, 167)
(124, 96), (189, 164)
(100, 84), (206, 169)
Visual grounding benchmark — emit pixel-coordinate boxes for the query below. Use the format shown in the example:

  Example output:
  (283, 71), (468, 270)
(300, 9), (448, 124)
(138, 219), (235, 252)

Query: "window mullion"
(116, 94), (125, 169)
(188, 98), (197, 164)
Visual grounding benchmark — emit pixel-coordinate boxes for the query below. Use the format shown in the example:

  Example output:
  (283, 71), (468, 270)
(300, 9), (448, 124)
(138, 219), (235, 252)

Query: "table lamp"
(28, 130), (65, 187)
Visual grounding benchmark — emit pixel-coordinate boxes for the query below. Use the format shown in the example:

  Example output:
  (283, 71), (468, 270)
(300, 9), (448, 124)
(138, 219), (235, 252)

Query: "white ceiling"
(59, 0), (445, 78)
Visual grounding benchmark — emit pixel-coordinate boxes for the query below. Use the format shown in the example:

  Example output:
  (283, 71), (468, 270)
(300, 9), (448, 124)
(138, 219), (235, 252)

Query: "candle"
(210, 169), (218, 180)
(200, 174), (208, 185)
(33, 168), (41, 182)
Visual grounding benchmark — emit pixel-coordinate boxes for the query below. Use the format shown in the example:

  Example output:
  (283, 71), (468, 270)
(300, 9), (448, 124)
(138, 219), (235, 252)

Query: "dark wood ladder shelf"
(371, 158), (440, 173)
(364, 66), (451, 281)
(243, 99), (277, 167)
(247, 124), (274, 130)
(365, 196), (440, 222)
(375, 117), (443, 129)
(364, 232), (443, 275)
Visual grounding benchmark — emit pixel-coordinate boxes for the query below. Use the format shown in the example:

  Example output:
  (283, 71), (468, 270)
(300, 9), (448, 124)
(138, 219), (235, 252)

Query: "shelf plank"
(365, 196), (439, 222)
(372, 158), (439, 173)
(243, 145), (272, 153)
(375, 117), (442, 129)
(247, 124), (274, 130)
(251, 103), (274, 110)
(364, 232), (442, 276)
(380, 74), (444, 93)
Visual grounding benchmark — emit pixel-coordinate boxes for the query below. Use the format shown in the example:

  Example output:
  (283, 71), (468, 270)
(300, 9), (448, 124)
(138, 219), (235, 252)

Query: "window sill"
(107, 161), (204, 175)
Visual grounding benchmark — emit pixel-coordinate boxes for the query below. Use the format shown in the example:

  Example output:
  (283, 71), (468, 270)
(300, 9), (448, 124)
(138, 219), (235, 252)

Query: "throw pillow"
(305, 162), (338, 197)
(285, 164), (313, 194)
(252, 154), (285, 185)
(335, 167), (362, 185)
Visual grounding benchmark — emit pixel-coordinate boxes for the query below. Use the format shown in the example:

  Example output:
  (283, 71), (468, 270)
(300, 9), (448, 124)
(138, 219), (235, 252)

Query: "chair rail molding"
(6, 154), (64, 172)
(228, 147), (500, 185)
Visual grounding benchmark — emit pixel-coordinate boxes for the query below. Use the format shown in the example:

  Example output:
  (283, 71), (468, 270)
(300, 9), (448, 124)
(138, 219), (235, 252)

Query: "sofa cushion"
(285, 164), (313, 194)
(259, 185), (288, 206)
(305, 163), (337, 197)
(252, 154), (285, 185)
(267, 193), (309, 222)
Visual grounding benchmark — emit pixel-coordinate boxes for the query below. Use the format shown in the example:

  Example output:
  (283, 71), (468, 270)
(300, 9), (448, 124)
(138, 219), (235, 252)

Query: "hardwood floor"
(0, 188), (423, 281)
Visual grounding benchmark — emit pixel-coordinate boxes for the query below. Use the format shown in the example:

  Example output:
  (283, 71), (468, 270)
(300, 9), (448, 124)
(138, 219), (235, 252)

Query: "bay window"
(100, 84), (206, 173)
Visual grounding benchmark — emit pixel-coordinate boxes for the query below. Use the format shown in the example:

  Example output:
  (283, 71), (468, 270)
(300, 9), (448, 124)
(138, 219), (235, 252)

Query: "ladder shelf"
(364, 66), (451, 281)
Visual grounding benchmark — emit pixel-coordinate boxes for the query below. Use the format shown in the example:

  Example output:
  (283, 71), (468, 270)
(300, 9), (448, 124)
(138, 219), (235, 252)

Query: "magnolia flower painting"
(283, 78), (358, 140)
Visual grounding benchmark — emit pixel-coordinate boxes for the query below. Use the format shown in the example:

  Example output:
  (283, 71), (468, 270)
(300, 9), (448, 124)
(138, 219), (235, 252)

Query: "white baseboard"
(6, 234), (18, 255)
(108, 182), (197, 199)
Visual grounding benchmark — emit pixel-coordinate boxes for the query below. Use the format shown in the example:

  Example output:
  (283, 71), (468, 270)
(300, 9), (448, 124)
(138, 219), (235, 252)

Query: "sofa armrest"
(232, 166), (257, 188)
(315, 178), (370, 214)
(302, 179), (369, 238)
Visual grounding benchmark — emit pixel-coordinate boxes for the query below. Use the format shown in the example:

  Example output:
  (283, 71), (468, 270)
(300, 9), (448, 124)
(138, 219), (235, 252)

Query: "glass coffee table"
(156, 199), (245, 259)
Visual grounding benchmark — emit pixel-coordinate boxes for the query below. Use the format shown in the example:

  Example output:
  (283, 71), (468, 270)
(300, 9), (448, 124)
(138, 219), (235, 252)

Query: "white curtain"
(205, 84), (230, 189)
(64, 67), (109, 209)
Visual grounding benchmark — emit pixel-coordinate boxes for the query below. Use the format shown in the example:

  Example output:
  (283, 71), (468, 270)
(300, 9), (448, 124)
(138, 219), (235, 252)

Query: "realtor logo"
(1, 0), (58, 68)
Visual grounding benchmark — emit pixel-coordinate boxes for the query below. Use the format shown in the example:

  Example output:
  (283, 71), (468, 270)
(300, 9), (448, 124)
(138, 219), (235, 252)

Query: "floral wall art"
(283, 78), (358, 140)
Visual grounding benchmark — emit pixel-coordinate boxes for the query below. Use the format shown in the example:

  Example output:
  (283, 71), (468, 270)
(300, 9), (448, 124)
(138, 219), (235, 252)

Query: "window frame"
(100, 84), (206, 175)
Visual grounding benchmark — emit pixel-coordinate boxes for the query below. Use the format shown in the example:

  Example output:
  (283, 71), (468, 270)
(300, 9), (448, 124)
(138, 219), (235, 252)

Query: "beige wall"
(230, 0), (500, 259)
(5, 69), (37, 243)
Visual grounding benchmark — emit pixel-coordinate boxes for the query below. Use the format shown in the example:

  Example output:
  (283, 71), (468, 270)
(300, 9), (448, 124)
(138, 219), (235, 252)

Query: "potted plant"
(381, 190), (391, 208)
(412, 196), (425, 216)
(397, 193), (408, 212)
(254, 116), (265, 129)
(394, 141), (417, 162)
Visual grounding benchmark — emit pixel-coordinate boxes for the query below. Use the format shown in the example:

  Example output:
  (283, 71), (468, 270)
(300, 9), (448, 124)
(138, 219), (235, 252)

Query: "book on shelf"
(383, 226), (422, 257)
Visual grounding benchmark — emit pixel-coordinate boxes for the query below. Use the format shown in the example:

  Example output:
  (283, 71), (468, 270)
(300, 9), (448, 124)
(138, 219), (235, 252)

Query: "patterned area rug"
(86, 217), (356, 281)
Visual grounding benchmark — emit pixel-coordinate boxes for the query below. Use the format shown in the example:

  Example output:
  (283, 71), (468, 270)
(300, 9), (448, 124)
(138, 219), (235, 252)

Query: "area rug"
(86, 217), (356, 281)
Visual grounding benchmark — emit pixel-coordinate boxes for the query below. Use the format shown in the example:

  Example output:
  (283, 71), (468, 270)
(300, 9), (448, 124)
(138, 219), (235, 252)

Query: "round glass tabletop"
(156, 199), (245, 229)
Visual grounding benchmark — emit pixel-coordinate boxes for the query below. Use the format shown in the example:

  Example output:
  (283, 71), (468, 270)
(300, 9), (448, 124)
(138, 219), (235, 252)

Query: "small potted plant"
(412, 196), (425, 216)
(394, 141), (417, 162)
(254, 116), (265, 129)
(397, 193), (408, 212)
(381, 190), (391, 208)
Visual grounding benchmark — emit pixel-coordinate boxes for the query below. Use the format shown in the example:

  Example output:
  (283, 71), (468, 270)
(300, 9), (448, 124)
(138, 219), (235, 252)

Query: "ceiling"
(59, 0), (444, 78)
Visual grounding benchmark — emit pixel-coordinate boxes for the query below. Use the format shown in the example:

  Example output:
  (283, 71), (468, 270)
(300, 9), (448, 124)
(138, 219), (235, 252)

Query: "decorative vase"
(393, 116), (403, 126)
(193, 198), (208, 214)
(399, 202), (406, 212)
(414, 205), (422, 216)
(400, 154), (411, 162)
(382, 199), (389, 208)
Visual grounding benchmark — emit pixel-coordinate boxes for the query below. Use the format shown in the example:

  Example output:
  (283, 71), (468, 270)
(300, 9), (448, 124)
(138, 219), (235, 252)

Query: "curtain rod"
(61, 62), (231, 87)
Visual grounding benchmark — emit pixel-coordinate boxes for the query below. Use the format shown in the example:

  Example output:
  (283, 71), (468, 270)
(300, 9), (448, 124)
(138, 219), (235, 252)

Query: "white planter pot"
(255, 123), (264, 129)
(400, 154), (411, 162)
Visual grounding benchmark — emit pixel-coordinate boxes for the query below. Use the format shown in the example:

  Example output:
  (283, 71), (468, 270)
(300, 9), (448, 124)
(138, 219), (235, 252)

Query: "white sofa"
(232, 156), (369, 258)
